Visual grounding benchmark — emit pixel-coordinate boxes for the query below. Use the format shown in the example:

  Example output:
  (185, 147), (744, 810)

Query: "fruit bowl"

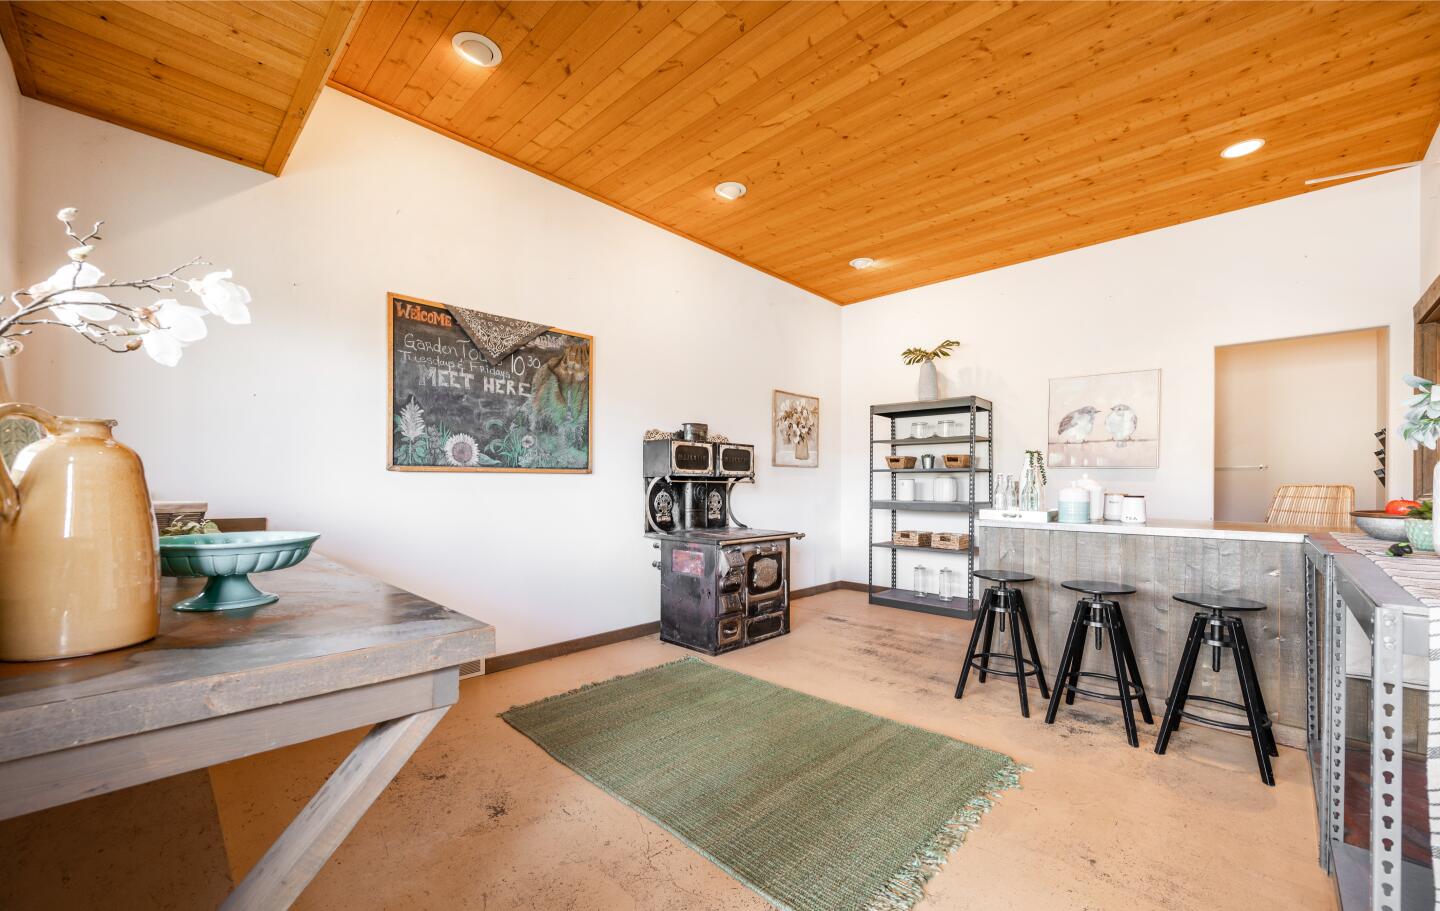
(160, 531), (321, 611)
(1350, 510), (1408, 542)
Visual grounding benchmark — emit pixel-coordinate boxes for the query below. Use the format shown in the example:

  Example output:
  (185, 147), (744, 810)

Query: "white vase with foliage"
(901, 340), (959, 402)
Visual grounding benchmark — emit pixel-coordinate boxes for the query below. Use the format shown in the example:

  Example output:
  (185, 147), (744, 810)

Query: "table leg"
(220, 705), (450, 910)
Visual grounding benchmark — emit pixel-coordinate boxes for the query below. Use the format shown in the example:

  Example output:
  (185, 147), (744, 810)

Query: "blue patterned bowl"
(160, 531), (321, 611)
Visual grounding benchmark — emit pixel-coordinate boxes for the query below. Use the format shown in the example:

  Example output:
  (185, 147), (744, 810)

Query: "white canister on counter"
(1057, 485), (1091, 523)
(896, 479), (916, 501)
(1120, 495), (1147, 524)
(933, 476), (959, 502)
(1104, 493), (1125, 522)
(1075, 474), (1105, 523)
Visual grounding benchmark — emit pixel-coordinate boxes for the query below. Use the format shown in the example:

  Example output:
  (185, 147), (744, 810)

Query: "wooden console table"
(0, 556), (495, 909)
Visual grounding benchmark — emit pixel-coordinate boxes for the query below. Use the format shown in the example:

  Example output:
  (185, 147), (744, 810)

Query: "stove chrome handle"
(644, 476), (666, 535)
(724, 478), (750, 529)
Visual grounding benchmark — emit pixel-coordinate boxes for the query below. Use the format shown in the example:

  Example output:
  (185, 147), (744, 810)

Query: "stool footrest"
(965, 652), (1044, 681)
(1171, 694), (1273, 733)
(1059, 670), (1146, 703)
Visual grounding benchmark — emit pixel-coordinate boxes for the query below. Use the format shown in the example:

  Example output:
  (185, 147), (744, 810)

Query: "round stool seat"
(973, 568), (1035, 584)
(1061, 579), (1136, 597)
(1173, 592), (1266, 612)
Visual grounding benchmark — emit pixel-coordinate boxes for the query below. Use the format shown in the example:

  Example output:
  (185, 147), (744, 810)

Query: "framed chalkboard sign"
(388, 293), (592, 473)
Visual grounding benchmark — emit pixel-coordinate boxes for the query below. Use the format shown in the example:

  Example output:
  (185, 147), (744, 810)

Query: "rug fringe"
(858, 760), (1029, 911)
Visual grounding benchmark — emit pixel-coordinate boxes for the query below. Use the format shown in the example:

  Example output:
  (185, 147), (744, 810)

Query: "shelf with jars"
(867, 396), (992, 620)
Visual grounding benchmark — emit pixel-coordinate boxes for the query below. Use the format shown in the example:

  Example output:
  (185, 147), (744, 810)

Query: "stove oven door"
(744, 543), (786, 614)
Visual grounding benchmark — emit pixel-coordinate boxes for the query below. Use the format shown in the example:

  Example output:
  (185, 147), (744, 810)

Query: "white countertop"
(975, 515), (1309, 543)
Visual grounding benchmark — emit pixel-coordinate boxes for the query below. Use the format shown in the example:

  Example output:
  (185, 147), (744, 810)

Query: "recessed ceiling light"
(715, 181), (747, 200)
(1220, 138), (1265, 159)
(452, 32), (502, 67)
(849, 257), (875, 270)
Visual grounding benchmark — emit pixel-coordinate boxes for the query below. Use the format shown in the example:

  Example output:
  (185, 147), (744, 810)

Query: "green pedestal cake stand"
(160, 531), (321, 611)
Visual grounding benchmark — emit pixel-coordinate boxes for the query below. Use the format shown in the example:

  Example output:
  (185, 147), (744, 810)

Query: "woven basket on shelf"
(885, 455), (918, 469)
(893, 530), (931, 547)
(932, 532), (969, 551)
(942, 454), (972, 469)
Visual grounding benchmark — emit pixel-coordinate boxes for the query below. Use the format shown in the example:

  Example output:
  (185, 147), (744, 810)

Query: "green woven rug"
(501, 658), (1023, 911)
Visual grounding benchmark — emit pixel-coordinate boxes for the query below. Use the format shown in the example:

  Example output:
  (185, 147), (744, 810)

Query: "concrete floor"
(3, 590), (1335, 910)
(215, 589), (1332, 911)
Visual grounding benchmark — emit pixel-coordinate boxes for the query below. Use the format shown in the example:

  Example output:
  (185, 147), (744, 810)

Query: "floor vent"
(459, 659), (486, 679)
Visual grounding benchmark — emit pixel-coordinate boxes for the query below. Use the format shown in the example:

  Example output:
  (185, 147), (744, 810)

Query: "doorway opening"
(1214, 327), (1387, 523)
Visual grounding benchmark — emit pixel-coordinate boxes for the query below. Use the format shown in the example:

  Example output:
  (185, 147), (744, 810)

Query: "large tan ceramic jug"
(0, 404), (159, 661)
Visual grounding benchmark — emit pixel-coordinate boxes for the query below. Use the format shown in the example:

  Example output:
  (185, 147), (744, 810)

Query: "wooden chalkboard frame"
(386, 292), (594, 474)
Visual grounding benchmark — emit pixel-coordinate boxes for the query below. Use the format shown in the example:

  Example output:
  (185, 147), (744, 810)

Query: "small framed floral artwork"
(773, 390), (819, 468)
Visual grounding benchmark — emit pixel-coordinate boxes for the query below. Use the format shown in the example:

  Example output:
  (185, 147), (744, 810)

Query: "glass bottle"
(913, 565), (928, 596)
(938, 568), (953, 601)
(1020, 463), (1044, 511)
(993, 473), (1011, 509)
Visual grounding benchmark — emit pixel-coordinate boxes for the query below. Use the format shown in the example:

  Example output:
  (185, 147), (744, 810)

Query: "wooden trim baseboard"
(477, 581), (860, 676)
(481, 621), (662, 675)
(792, 581), (872, 598)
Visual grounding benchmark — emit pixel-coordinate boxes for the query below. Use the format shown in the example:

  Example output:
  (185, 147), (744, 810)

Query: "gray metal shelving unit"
(1304, 535), (1436, 911)
(868, 396), (992, 620)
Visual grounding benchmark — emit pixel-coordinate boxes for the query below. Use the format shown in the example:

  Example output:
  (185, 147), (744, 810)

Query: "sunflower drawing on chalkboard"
(443, 433), (480, 467)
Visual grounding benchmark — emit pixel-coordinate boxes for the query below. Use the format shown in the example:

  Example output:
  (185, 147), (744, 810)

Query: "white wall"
(13, 80), (1425, 631)
(840, 171), (1419, 583)
(0, 43), (19, 400)
(14, 90), (842, 654)
(1423, 126), (1440, 289)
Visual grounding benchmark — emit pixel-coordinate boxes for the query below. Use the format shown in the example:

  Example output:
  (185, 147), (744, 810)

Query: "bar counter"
(975, 516), (1307, 745)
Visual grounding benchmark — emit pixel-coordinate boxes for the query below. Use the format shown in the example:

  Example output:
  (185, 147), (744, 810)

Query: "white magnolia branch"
(1, 208), (250, 365)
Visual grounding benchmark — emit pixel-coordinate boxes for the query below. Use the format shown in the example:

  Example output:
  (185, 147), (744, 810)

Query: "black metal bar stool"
(1155, 593), (1278, 786)
(954, 569), (1049, 717)
(1044, 579), (1153, 746)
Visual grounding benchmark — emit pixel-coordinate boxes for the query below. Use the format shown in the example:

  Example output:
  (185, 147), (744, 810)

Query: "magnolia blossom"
(138, 299), (208, 367)
(185, 270), (252, 325)
(67, 244), (94, 262)
(56, 207), (77, 222)
(28, 262), (113, 324)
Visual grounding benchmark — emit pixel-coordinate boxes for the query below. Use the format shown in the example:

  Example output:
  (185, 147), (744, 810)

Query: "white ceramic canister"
(1120, 495), (1147, 524)
(1076, 474), (1105, 523)
(896, 478), (916, 501)
(933, 476), (959, 502)
(1104, 493), (1125, 522)
(1057, 485), (1091, 523)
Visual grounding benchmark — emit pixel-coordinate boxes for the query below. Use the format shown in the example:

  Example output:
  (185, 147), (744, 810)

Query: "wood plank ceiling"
(330, 0), (1440, 304)
(0, 1), (361, 174)
(1, 3), (1436, 303)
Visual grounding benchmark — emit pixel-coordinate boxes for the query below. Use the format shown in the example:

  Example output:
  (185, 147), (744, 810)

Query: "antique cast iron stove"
(644, 423), (803, 655)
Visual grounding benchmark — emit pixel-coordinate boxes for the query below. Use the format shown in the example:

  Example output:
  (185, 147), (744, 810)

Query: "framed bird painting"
(1047, 369), (1160, 468)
